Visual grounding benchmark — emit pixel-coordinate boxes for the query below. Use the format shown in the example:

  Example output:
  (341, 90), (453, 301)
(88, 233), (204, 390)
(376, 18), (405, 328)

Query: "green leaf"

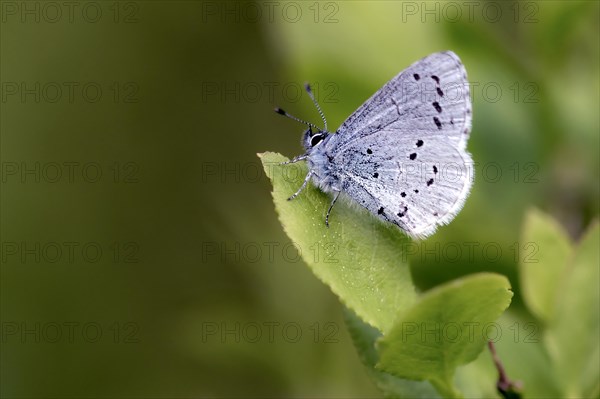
(259, 152), (417, 333)
(519, 208), (572, 322)
(377, 273), (513, 398)
(344, 307), (440, 399)
(545, 220), (599, 398)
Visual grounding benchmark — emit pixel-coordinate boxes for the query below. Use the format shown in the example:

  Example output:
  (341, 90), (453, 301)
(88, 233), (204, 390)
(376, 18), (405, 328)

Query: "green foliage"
(261, 151), (598, 398)
(377, 274), (513, 398)
(344, 308), (440, 399)
(520, 208), (572, 322)
(482, 212), (598, 399)
(259, 152), (417, 334)
(260, 152), (514, 398)
(541, 219), (599, 398)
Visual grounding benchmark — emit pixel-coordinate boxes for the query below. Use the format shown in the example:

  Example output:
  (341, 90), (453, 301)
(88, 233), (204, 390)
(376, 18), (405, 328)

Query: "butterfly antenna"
(274, 107), (319, 130)
(304, 82), (328, 131)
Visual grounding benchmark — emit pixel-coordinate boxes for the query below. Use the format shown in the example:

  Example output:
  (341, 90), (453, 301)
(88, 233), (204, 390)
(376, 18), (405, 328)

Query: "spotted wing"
(333, 129), (473, 238)
(333, 51), (472, 152)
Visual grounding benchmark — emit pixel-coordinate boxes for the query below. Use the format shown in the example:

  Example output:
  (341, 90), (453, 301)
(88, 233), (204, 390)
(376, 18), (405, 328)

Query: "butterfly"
(276, 51), (473, 239)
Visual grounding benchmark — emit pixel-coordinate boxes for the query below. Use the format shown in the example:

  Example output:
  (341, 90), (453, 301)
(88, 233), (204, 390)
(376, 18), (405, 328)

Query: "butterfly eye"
(310, 134), (324, 147)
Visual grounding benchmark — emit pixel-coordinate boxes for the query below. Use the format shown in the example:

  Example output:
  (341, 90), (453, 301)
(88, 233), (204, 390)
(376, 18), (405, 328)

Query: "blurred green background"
(1, 1), (598, 397)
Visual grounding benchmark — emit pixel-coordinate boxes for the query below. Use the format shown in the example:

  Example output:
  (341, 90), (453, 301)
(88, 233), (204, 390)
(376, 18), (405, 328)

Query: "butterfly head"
(303, 127), (330, 151)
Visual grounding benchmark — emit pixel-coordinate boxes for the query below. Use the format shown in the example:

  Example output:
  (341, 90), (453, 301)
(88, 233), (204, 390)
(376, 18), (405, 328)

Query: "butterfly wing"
(328, 51), (473, 238)
(334, 130), (473, 238)
(333, 51), (471, 152)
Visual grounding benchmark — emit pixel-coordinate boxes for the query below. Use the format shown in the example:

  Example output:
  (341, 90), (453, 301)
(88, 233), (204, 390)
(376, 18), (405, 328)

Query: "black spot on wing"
(433, 117), (442, 129)
(416, 139), (423, 147)
(413, 73), (420, 81)
(409, 153), (417, 160)
(432, 101), (442, 113)
(397, 206), (408, 218)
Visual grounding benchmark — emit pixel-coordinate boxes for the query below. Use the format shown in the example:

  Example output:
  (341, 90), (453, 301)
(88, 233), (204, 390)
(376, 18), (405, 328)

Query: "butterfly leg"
(280, 154), (308, 165)
(287, 171), (313, 201)
(325, 191), (341, 227)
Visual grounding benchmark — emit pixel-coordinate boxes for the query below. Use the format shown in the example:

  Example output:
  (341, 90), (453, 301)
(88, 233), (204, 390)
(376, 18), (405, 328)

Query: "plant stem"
(488, 341), (523, 399)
